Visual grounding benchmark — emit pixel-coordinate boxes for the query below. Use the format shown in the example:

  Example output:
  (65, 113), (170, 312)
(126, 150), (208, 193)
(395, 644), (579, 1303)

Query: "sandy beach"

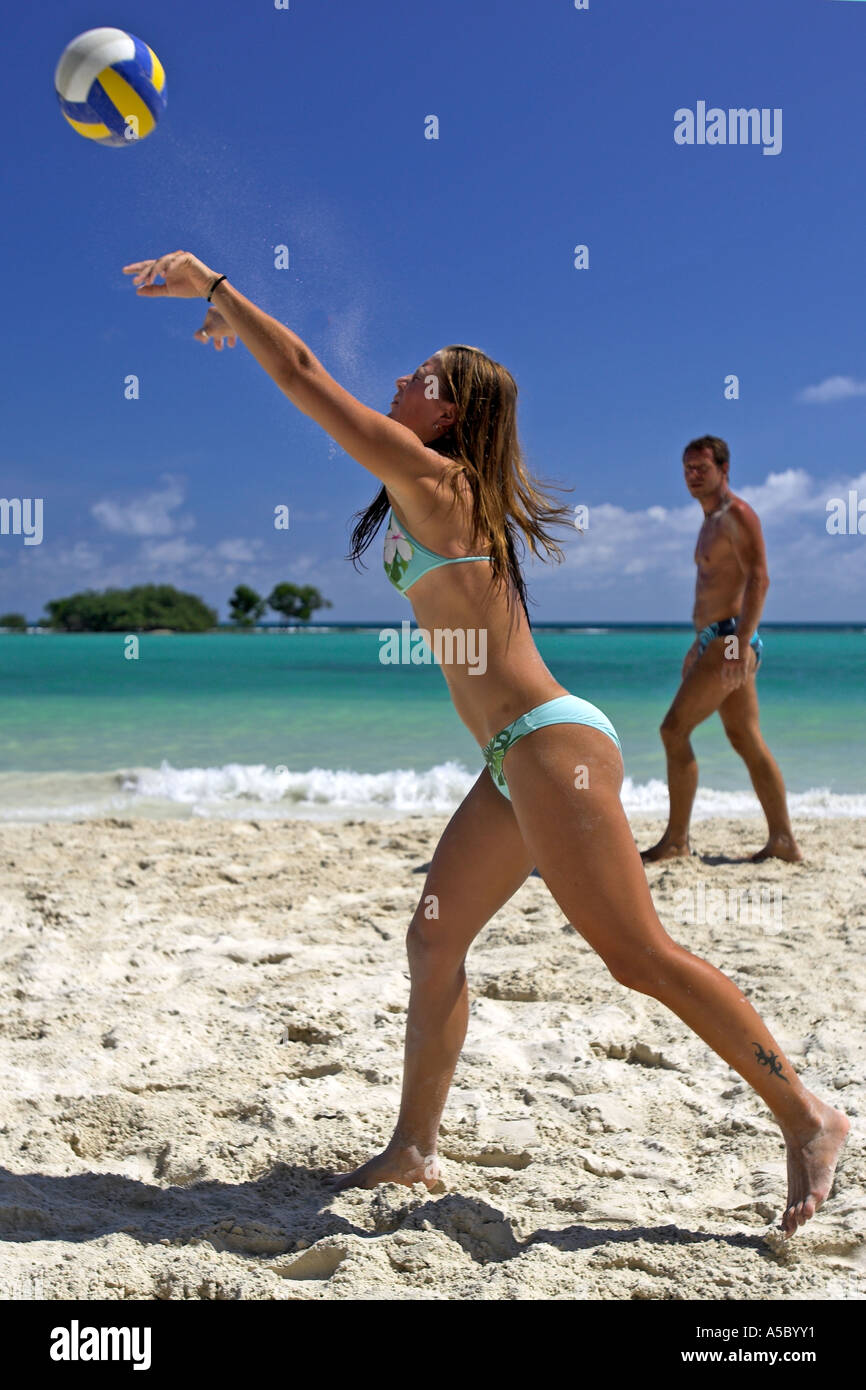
(0, 813), (863, 1302)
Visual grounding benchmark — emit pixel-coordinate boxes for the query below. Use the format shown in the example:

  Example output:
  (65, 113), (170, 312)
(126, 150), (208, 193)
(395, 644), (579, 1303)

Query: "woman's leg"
(333, 768), (535, 1191)
(502, 723), (848, 1236)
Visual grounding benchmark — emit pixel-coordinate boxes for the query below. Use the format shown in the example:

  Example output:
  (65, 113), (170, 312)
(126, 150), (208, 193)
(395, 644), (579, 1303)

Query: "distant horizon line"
(8, 620), (865, 633)
(232, 619), (866, 631)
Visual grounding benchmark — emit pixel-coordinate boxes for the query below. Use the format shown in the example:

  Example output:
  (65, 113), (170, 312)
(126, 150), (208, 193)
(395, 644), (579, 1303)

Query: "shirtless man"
(642, 436), (802, 864)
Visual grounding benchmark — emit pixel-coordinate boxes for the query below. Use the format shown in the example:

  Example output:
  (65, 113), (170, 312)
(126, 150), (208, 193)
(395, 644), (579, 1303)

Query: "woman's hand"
(123, 250), (218, 299)
(194, 308), (237, 351)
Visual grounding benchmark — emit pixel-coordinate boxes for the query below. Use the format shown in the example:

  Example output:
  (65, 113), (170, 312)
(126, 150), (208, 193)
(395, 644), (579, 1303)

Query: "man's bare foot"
(329, 1144), (440, 1193)
(641, 837), (691, 863)
(779, 1102), (849, 1237)
(751, 833), (803, 864)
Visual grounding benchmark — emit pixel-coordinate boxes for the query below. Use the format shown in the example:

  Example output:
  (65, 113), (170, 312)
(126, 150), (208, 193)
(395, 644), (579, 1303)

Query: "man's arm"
(728, 499), (770, 645)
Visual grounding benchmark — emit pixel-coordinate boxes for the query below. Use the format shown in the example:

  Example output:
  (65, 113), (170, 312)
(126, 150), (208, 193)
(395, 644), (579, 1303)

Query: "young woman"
(123, 251), (848, 1236)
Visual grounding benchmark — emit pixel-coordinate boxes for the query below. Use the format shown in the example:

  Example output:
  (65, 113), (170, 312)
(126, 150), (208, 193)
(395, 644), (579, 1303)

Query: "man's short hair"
(683, 435), (730, 473)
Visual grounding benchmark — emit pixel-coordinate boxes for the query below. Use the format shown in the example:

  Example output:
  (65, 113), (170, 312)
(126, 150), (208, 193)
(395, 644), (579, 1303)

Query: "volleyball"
(54, 28), (166, 147)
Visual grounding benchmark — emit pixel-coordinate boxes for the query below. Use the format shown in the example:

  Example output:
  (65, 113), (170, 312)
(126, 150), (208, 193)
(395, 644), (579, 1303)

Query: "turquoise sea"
(0, 627), (863, 821)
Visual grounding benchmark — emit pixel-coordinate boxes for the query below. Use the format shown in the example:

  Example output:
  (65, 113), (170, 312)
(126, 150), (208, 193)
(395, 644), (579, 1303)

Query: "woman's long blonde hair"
(348, 344), (573, 621)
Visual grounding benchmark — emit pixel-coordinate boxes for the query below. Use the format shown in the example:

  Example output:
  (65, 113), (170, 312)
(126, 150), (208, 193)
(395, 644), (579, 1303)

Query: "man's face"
(683, 447), (726, 500)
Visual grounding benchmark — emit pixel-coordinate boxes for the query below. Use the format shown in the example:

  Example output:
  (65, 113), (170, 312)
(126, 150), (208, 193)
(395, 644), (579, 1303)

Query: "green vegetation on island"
(265, 583), (332, 624)
(43, 585), (218, 633)
(225, 582), (333, 627)
(1, 582), (335, 632)
(228, 584), (267, 628)
(0, 612), (27, 631)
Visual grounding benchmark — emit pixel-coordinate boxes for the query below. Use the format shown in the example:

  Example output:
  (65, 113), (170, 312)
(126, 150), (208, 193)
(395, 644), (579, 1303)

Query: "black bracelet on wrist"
(207, 274), (228, 302)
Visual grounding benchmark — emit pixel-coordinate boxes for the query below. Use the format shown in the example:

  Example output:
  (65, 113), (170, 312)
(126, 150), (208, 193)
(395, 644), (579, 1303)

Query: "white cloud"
(137, 537), (202, 567)
(739, 468), (866, 519)
(798, 376), (866, 405)
(528, 467), (866, 617)
(214, 538), (263, 564)
(737, 468), (818, 517)
(91, 475), (194, 536)
(135, 536), (271, 582)
(7, 469), (866, 624)
(58, 541), (102, 571)
(548, 498), (696, 591)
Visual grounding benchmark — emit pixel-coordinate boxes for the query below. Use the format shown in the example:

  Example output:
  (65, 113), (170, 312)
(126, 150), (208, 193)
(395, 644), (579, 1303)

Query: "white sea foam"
(121, 760), (473, 815)
(619, 776), (866, 820)
(1, 764), (864, 822)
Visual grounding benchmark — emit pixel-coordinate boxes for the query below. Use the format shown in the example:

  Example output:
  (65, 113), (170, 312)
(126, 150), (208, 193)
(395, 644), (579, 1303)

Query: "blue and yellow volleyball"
(54, 28), (166, 147)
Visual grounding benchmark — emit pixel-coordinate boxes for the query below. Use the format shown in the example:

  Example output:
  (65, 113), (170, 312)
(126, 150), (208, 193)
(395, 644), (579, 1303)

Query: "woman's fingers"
(126, 252), (216, 306)
(125, 252), (176, 289)
(122, 261), (156, 286)
(193, 308), (235, 349)
(134, 263), (162, 288)
(194, 324), (236, 350)
(123, 255), (173, 286)
(195, 311), (219, 343)
(146, 255), (173, 286)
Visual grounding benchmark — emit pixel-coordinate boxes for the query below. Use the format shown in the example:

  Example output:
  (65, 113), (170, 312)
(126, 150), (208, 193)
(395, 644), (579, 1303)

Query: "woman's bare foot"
(640, 836), (691, 863)
(330, 1144), (440, 1193)
(779, 1102), (849, 1236)
(752, 833), (803, 863)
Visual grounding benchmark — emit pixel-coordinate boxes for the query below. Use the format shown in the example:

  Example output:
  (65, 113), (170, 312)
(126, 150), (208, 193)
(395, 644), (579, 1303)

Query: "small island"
(1, 582), (333, 633)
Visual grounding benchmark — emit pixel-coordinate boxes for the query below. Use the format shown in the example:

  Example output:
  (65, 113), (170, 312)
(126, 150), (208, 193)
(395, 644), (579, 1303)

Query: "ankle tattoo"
(752, 1042), (790, 1084)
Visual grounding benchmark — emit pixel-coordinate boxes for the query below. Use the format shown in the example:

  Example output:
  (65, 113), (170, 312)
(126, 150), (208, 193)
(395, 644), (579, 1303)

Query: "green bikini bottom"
(482, 694), (621, 801)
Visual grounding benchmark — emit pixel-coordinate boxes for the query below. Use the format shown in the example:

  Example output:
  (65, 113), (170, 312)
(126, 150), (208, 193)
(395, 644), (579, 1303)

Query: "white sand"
(0, 814), (863, 1301)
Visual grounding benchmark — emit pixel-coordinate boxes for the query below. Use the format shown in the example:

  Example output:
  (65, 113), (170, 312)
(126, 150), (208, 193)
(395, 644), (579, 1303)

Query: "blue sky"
(2, 0), (865, 623)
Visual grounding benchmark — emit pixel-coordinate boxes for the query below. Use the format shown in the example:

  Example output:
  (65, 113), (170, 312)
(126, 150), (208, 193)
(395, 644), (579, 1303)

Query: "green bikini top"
(383, 509), (491, 596)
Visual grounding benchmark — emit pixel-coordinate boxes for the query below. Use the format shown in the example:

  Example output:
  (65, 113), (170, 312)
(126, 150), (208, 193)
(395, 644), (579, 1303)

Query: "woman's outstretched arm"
(122, 249), (440, 489)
